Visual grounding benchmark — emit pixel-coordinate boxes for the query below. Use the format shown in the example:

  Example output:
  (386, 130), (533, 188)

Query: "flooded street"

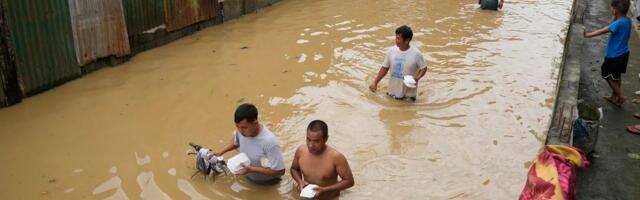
(0, 0), (573, 199)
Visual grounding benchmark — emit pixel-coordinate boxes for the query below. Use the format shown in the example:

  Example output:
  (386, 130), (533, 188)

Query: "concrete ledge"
(545, 0), (585, 146)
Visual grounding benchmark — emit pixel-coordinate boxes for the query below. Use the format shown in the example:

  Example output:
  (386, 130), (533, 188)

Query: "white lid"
(300, 184), (319, 198)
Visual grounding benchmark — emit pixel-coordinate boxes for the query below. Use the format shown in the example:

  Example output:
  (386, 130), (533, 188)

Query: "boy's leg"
(603, 79), (618, 103)
(604, 78), (625, 105)
(614, 80), (626, 104)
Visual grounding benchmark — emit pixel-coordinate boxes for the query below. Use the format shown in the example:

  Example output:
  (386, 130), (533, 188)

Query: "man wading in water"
(213, 104), (286, 185)
(290, 120), (354, 199)
(369, 25), (428, 102)
(479, 0), (504, 10)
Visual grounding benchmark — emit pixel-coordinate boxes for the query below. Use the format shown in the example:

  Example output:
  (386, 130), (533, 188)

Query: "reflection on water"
(0, 0), (572, 199)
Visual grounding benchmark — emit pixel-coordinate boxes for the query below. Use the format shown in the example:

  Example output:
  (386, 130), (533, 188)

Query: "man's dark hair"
(395, 25), (413, 41)
(307, 120), (328, 140)
(611, 0), (629, 15)
(234, 103), (258, 123)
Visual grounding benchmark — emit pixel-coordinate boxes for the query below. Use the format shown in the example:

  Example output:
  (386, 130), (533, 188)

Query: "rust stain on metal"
(164, 0), (218, 32)
(68, 0), (131, 66)
(199, 0), (219, 20)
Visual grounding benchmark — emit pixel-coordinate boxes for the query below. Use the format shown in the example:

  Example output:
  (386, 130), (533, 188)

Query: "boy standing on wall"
(584, 0), (632, 106)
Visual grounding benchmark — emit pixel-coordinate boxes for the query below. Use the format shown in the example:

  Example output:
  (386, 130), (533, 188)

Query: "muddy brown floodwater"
(0, 0), (573, 199)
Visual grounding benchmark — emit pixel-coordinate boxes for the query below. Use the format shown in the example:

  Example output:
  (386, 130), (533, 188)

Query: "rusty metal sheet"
(199, 0), (219, 20)
(4, 0), (80, 95)
(164, 0), (218, 32)
(68, 0), (131, 66)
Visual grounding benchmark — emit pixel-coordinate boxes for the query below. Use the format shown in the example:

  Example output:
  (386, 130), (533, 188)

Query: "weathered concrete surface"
(546, 0), (585, 146)
(575, 0), (640, 199)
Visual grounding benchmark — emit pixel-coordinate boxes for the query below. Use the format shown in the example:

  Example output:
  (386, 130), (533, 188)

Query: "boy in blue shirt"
(585, 0), (632, 106)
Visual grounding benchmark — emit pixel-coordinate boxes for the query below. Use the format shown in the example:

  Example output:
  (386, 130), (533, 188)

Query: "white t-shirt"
(382, 46), (427, 98)
(234, 125), (285, 172)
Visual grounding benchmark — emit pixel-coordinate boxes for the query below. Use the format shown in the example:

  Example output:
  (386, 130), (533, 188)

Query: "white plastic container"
(403, 75), (416, 88)
(227, 153), (250, 174)
(300, 184), (319, 198)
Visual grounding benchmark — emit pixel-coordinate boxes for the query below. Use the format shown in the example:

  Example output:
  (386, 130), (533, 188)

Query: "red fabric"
(519, 146), (589, 200)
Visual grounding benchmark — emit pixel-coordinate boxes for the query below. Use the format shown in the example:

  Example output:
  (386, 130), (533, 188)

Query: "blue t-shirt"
(606, 17), (631, 58)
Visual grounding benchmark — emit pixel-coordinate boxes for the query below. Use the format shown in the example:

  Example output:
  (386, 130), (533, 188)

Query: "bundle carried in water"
(189, 142), (228, 179)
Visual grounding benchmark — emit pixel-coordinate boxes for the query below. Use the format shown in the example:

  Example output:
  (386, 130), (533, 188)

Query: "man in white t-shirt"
(369, 25), (428, 102)
(213, 103), (286, 185)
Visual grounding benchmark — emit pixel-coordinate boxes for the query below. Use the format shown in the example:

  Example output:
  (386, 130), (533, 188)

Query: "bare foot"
(626, 125), (640, 135)
(617, 96), (627, 106)
(603, 96), (618, 106)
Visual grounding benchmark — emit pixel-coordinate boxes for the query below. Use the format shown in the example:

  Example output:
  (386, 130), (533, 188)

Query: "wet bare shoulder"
(295, 144), (307, 156)
(328, 146), (345, 160)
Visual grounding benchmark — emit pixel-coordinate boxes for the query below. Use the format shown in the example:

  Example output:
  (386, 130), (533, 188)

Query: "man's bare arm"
(290, 145), (307, 190)
(213, 137), (239, 156)
(414, 67), (428, 82)
(242, 163), (286, 176)
(369, 67), (389, 92)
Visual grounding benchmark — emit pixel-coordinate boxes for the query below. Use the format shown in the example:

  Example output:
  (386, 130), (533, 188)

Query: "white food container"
(300, 184), (319, 198)
(227, 153), (250, 174)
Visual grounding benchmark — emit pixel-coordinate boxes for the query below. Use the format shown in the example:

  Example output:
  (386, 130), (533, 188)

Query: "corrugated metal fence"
(164, 0), (218, 32)
(0, 0), (275, 108)
(123, 0), (165, 37)
(0, 0), (21, 107)
(4, 0), (80, 96)
(68, 0), (131, 66)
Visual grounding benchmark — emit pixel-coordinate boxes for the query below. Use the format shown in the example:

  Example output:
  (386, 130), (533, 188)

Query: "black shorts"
(601, 52), (629, 80)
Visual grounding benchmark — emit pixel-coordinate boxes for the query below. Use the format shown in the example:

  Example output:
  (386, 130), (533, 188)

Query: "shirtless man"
(290, 120), (354, 199)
